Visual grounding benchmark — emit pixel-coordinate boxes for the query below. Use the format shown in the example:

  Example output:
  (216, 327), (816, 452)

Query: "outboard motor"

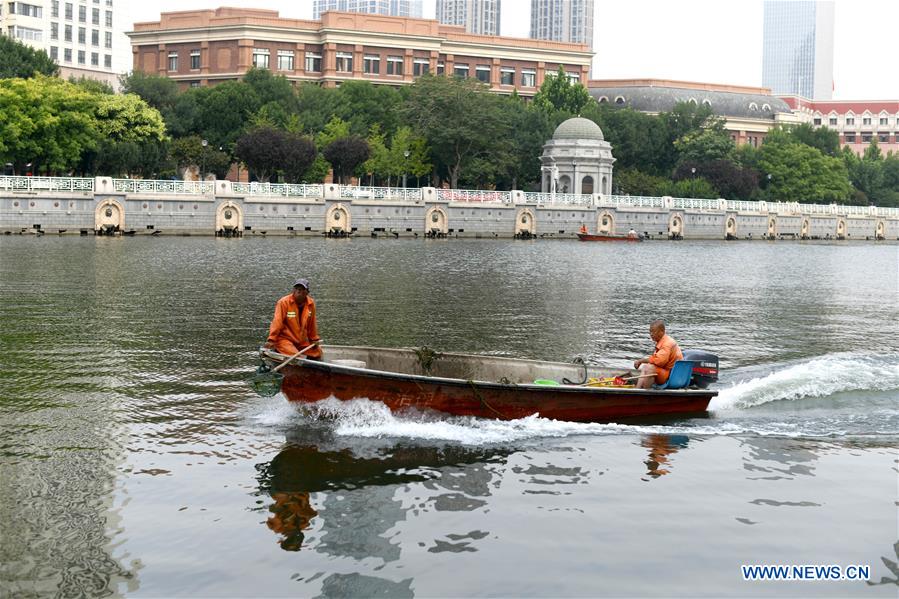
(681, 349), (719, 389)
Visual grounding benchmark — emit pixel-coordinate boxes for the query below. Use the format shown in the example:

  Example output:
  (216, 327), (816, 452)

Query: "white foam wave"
(712, 353), (899, 411)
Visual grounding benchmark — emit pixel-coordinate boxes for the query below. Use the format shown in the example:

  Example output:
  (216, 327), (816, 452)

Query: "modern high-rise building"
(529, 0), (593, 48)
(313, 0), (423, 19)
(1, 0), (131, 87)
(435, 0), (500, 36)
(762, 0), (835, 100)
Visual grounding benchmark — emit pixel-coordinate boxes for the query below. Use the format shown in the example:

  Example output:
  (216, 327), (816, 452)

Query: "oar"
(249, 342), (320, 397)
(272, 342), (320, 373)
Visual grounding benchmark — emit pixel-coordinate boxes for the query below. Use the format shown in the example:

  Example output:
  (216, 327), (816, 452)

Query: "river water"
(1, 236), (897, 597)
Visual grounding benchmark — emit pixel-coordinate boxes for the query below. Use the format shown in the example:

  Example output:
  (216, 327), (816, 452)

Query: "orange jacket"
(267, 294), (321, 358)
(648, 334), (683, 372)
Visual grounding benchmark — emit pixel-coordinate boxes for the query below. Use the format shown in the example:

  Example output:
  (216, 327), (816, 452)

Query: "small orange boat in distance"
(261, 345), (718, 423)
(577, 231), (643, 242)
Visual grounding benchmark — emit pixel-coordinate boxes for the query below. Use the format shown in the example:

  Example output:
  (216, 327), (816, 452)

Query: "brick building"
(127, 8), (593, 97)
(780, 97), (899, 156)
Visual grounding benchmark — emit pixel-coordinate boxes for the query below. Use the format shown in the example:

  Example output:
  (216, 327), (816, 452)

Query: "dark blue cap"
(293, 278), (309, 290)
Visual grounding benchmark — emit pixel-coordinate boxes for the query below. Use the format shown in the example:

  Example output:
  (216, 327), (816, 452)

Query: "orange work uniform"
(647, 334), (683, 384)
(266, 294), (322, 359)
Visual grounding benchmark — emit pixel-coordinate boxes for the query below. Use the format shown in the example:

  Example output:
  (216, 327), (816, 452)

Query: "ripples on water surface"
(1, 237), (897, 597)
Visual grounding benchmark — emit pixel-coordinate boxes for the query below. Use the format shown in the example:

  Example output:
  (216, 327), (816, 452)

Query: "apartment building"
(1, 0), (130, 86)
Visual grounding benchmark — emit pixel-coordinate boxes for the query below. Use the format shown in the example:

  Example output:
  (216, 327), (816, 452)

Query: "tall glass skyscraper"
(435, 0), (501, 36)
(762, 1), (835, 99)
(313, 0), (423, 19)
(529, 0), (594, 48)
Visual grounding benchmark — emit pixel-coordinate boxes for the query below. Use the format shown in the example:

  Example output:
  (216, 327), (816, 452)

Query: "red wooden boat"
(577, 232), (643, 242)
(261, 345), (717, 423)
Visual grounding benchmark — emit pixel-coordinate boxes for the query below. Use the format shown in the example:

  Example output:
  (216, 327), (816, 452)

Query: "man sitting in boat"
(627, 228), (639, 239)
(264, 278), (323, 360)
(579, 224), (588, 234)
(633, 320), (683, 389)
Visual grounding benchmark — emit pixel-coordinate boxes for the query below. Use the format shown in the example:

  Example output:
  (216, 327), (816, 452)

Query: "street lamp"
(201, 139), (208, 181)
(402, 149), (410, 188)
(690, 166), (697, 197)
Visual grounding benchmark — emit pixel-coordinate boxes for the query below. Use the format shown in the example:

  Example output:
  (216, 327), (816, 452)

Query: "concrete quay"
(2, 176), (897, 241)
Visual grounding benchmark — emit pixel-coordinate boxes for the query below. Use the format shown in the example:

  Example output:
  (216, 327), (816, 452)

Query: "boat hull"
(268, 347), (715, 423)
(577, 233), (642, 242)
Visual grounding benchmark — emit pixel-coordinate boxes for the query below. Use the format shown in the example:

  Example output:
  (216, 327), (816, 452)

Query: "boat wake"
(244, 352), (899, 443)
(712, 352), (899, 411)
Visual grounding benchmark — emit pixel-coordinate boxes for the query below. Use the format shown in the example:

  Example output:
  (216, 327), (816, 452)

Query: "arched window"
(702, 99), (711, 107)
(614, 96), (625, 105)
(581, 175), (594, 195)
(749, 102), (758, 111)
(688, 98), (697, 105)
(762, 103), (771, 111)
(598, 96), (609, 103)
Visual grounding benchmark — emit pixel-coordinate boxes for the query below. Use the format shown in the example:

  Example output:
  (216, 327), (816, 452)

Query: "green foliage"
(657, 177), (718, 199)
(782, 123), (841, 157)
(94, 93), (167, 142)
(532, 66), (593, 115)
(400, 75), (510, 188)
(843, 142), (899, 206)
(581, 103), (669, 176)
(612, 169), (670, 196)
(0, 76), (98, 174)
(361, 124), (389, 184)
(323, 136), (370, 184)
(69, 76), (114, 95)
(0, 36), (58, 79)
(674, 127), (736, 165)
(333, 81), (401, 136)
(316, 117), (351, 149)
(758, 136), (851, 203)
(389, 126), (431, 183)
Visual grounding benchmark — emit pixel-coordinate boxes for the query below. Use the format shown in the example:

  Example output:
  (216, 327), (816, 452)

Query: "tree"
(280, 133), (317, 183)
(532, 66), (593, 114)
(674, 160), (758, 200)
(234, 127), (284, 182)
(171, 135), (231, 179)
(758, 138), (851, 203)
(0, 76), (98, 174)
(657, 177), (718, 199)
(362, 124), (390, 185)
(784, 123), (841, 156)
(94, 93), (167, 142)
(120, 71), (180, 112)
(0, 36), (58, 79)
(323, 136), (370, 184)
(674, 127), (736, 165)
(582, 103), (669, 175)
(334, 81), (401, 136)
(401, 75), (509, 188)
(191, 81), (261, 149)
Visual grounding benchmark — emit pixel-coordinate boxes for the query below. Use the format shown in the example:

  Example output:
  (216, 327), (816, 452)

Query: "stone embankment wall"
(1, 177), (897, 241)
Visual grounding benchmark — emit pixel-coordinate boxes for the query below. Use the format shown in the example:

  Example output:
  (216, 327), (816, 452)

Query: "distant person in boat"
(633, 320), (683, 389)
(627, 228), (638, 239)
(264, 278), (323, 360)
(579, 224), (588, 234)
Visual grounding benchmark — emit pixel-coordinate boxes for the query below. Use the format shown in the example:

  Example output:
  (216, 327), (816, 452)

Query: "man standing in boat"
(633, 320), (682, 389)
(264, 278), (323, 360)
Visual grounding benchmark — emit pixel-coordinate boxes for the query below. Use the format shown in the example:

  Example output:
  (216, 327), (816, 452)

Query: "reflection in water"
(255, 431), (511, 554)
(867, 541), (899, 587)
(641, 434), (690, 479)
(740, 436), (820, 480)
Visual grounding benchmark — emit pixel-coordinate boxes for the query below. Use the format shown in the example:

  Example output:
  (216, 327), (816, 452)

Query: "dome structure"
(540, 118), (615, 196)
(552, 117), (605, 141)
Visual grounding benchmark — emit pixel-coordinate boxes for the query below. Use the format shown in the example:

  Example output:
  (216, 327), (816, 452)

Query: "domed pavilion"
(540, 117), (615, 195)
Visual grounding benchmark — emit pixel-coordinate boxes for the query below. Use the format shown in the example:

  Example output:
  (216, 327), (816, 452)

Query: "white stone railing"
(672, 197), (721, 211)
(340, 186), (421, 201)
(439, 189), (512, 203)
(3, 175), (899, 217)
(523, 191), (594, 205)
(0, 176), (94, 192)
(232, 182), (322, 198)
(113, 179), (214, 195)
(603, 195), (666, 208)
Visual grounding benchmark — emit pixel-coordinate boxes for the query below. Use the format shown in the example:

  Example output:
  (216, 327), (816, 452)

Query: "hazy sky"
(128, 0), (899, 100)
